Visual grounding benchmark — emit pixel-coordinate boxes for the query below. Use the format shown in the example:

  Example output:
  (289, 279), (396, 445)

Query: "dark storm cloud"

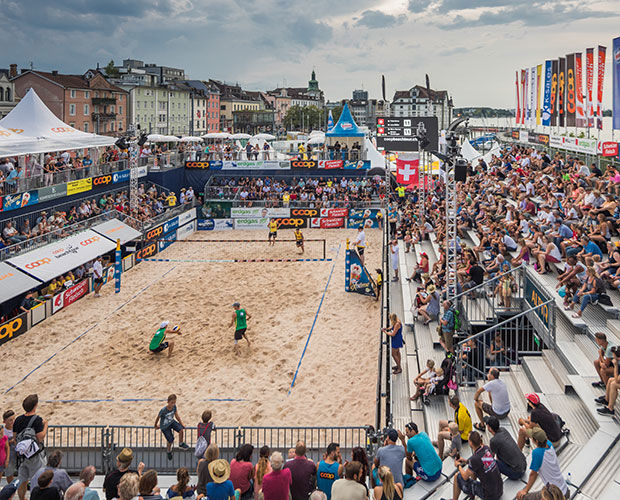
(355, 10), (406, 29)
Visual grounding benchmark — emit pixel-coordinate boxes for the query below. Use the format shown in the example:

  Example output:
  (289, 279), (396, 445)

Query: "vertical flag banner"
(558, 57), (566, 127)
(536, 64), (542, 125)
(566, 54), (576, 127)
(586, 48), (594, 127)
(613, 37), (620, 130)
(515, 71), (521, 125)
(575, 52), (585, 127)
(542, 60), (552, 126)
(396, 155), (420, 185)
(521, 70), (527, 124)
(530, 67), (536, 127)
(114, 239), (121, 294)
(525, 68), (530, 124)
(597, 45), (607, 130)
(327, 110), (334, 129)
(550, 60), (558, 126)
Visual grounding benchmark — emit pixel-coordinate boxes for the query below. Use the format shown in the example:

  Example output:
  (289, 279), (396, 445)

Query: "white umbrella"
(309, 130), (324, 137)
(180, 136), (203, 142)
(202, 132), (232, 139)
(232, 133), (251, 139)
(147, 134), (166, 142)
(164, 135), (180, 142)
(253, 133), (276, 140)
(306, 135), (325, 145)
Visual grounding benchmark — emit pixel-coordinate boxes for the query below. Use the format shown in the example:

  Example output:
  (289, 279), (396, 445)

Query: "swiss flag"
(396, 157), (419, 185)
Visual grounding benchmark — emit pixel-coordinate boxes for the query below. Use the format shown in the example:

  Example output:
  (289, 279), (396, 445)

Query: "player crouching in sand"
(149, 321), (181, 358)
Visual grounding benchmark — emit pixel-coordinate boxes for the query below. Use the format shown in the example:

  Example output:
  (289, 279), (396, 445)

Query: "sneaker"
(179, 442), (190, 450)
(597, 407), (615, 415)
(595, 396), (609, 405)
(592, 381), (605, 388)
(167, 451), (173, 460)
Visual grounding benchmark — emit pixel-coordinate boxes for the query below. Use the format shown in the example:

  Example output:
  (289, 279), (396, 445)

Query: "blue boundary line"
(3, 265), (178, 395)
(42, 397), (248, 403)
(287, 243), (341, 395)
(139, 258), (332, 263)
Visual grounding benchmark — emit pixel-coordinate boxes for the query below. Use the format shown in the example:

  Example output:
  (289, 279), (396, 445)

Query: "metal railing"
(455, 298), (556, 384)
(44, 424), (370, 474)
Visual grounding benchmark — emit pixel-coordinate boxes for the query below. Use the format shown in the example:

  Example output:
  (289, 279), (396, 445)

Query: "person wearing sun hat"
(103, 448), (144, 500)
(417, 283), (440, 325)
(206, 459), (236, 500)
(516, 394), (562, 451)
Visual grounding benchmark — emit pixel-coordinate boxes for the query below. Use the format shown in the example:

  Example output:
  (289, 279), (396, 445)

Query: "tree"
(104, 60), (119, 78)
(283, 105), (328, 132)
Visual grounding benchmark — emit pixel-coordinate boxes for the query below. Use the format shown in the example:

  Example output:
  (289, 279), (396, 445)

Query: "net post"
(323, 239), (326, 260)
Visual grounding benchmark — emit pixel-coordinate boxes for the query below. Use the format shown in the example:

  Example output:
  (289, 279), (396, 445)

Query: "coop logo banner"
(185, 160), (223, 169)
(136, 242), (158, 260)
(230, 207), (290, 218)
(93, 174), (113, 186)
(291, 208), (318, 217)
(347, 218), (379, 229)
(290, 160), (318, 169)
(2, 190), (39, 211)
(144, 224), (164, 241)
(197, 219), (234, 230)
(345, 249), (376, 297)
(274, 217), (307, 229)
(0, 312), (28, 346)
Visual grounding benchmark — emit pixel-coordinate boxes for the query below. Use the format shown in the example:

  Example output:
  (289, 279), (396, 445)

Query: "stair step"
(522, 356), (564, 394)
(510, 364), (534, 395)
(556, 340), (598, 378)
(542, 349), (572, 392)
(605, 319), (620, 341)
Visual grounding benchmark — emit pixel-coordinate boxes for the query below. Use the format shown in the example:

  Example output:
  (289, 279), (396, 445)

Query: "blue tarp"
(326, 103), (364, 137)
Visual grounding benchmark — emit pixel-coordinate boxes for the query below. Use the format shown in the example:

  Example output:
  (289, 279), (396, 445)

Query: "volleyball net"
(149, 238), (327, 262)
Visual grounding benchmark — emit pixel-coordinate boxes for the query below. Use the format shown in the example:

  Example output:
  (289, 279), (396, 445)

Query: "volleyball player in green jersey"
(230, 302), (252, 355)
(149, 321), (181, 358)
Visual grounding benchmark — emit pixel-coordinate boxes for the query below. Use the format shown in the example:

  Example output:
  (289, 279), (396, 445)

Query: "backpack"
(453, 309), (461, 331)
(553, 413), (570, 438)
(14, 415), (43, 458)
(598, 293), (612, 307)
(194, 422), (213, 458)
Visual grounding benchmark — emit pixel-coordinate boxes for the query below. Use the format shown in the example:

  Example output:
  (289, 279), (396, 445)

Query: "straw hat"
(116, 448), (133, 464)
(208, 459), (231, 483)
(427, 284), (436, 293)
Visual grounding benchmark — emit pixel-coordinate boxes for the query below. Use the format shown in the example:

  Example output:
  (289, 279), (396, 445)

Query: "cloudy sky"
(2, 0), (619, 107)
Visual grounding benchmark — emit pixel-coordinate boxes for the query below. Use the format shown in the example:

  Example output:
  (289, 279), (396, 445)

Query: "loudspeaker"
(137, 133), (148, 147)
(455, 158), (468, 182)
(115, 137), (128, 150)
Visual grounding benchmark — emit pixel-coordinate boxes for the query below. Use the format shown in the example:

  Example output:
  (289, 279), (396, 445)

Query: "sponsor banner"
(566, 54), (576, 127)
(562, 137), (598, 154)
(558, 57), (566, 127)
(319, 208), (349, 218)
(519, 130), (529, 144)
(542, 61), (552, 126)
(230, 207), (290, 218)
(0, 312), (28, 347)
(549, 135), (564, 148)
(52, 292), (64, 314)
(310, 217), (345, 229)
(511, 130), (519, 140)
(290, 160), (318, 169)
(575, 52), (586, 127)
(233, 217), (270, 229)
(345, 249), (376, 297)
(202, 201), (232, 218)
(136, 241), (158, 260)
(597, 45), (606, 130)
(290, 208), (319, 218)
(7, 229), (116, 283)
(343, 160), (370, 170)
(521, 69), (527, 125)
(524, 275), (551, 331)
(2, 190), (39, 211)
(347, 218), (380, 229)
(113, 169), (130, 183)
(178, 207), (197, 226)
(530, 66), (536, 126)
(273, 217), (307, 229)
(91, 218), (142, 244)
(163, 216), (179, 234)
(67, 177), (92, 196)
(31, 302), (46, 326)
(264, 160), (288, 169)
(38, 184), (67, 203)
(318, 160), (343, 169)
(93, 174), (114, 187)
(212, 160), (289, 170)
(396, 156), (419, 185)
(536, 64), (542, 125)
(349, 208), (381, 220)
(530, 133), (550, 146)
(158, 229), (177, 251)
(136, 166), (148, 178)
(586, 48), (594, 127)
(197, 218), (234, 230)
(186, 161), (217, 169)
(601, 142), (619, 157)
(515, 71), (521, 124)
(550, 60), (558, 127)
(614, 37), (620, 130)
(144, 224), (165, 242)
(177, 220), (197, 240)
(63, 280), (89, 308)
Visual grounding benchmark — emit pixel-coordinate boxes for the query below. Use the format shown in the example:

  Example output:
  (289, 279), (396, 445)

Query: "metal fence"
(44, 425), (369, 474)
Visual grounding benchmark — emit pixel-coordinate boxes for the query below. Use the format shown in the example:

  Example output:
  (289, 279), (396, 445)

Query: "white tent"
(180, 136), (203, 142)
(202, 132), (232, 139)
(163, 135), (180, 142)
(253, 133), (275, 140)
(0, 88), (115, 154)
(232, 133), (251, 139)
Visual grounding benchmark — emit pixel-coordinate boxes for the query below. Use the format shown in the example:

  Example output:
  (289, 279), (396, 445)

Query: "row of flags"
(515, 45), (609, 130)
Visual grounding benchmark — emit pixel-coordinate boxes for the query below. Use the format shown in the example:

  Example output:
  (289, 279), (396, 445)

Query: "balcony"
(92, 97), (116, 106)
(91, 112), (117, 121)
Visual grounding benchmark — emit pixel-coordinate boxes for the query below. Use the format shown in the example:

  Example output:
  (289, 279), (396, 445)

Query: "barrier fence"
(43, 425), (370, 474)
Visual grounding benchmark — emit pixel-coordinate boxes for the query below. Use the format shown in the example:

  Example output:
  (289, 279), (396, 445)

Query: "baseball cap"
(160, 321), (169, 328)
(525, 393), (540, 405)
(232, 302), (240, 308)
(531, 427), (547, 444)
(0, 480), (20, 500)
(387, 429), (398, 442)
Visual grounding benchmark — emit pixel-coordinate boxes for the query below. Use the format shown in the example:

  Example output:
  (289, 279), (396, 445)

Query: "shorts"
(234, 328), (247, 341)
(482, 402), (510, 419)
(150, 342), (169, 353)
(413, 462), (442, 482)
(296, 241), (303, 247)
(18, 452), (46, 484)
(545, 255), (561, 263)
(357, 247), (365, 255)
(268, 232), (277, 239)
(94, 277), (104, 284)
(440, 330), (454, 352)
(161, 420), (183, 443)
(456, 474), (484, 498)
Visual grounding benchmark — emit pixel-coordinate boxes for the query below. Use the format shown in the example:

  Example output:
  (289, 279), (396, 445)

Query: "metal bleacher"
(391, 228), (620, 500)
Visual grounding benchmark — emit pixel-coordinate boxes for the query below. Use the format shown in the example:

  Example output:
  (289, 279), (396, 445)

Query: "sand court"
(0, 229), (381, 428)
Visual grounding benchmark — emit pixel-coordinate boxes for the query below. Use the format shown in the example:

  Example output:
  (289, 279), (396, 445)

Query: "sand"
(0, 229), (381, 429)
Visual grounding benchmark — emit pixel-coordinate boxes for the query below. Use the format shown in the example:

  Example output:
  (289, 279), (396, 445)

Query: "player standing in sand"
(353, 226), (366, 265)
(148, 321), (181, 358)
(294, 227), (304, 254)
(230, 302), (251, 355)
(268, 218), (278, 246)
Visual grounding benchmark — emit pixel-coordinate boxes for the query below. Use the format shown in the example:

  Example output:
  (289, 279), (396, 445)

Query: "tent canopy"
(0, 262), (43, 303)
(326, 103), (364, 137)
(0, 88), (115, 156)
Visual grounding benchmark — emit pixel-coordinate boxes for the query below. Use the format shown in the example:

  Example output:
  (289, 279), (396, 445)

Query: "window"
(102, 123), (106, 132)
(70, 89), (76, 98)
(84, 103), (89, 115)
(110, 105), (115, 113)
(69, 122), (75, 127)
(69, 103), (76, 115)
(151, 101), (154, 108)
(83, 122), (89, 132)
(119, 106), (123, 114)
(110, 122), (115, 131)
(84, 91), (90, 98)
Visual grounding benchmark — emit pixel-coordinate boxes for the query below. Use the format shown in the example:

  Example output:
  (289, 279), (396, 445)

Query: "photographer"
(595, 345), (620, 416)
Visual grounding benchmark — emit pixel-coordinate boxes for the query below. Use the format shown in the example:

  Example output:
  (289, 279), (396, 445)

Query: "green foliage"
(283, 105), (328, 131)
(104, 60), (119, 78)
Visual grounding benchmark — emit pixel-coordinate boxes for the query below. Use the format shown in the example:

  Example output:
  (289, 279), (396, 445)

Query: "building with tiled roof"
(0, 64), (19, 118)
(391, 85), (453, 129)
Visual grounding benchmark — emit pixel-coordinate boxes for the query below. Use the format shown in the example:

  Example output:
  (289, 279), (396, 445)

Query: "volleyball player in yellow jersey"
(294, 227), (304, 254)
(268, 218), (278, 246)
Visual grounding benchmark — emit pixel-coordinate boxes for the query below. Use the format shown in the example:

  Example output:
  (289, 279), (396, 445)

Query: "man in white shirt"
(92, 256), (104, 297)
(473, 368), (511, 430)
(353, 226), (366, 266)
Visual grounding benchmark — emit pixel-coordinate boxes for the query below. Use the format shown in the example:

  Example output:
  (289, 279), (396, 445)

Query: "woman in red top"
(230, 444), (254, 499)
(407, 252), (429, 282)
